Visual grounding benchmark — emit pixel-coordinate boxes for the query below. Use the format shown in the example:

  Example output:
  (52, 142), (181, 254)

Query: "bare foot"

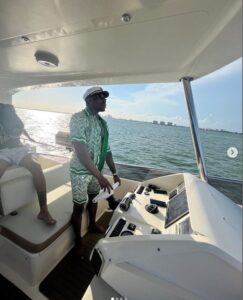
(89, 224), (105, 234)
(37, 211), (56, 225)
(71, 241), (88, 259)
(73, 246), (87, 259)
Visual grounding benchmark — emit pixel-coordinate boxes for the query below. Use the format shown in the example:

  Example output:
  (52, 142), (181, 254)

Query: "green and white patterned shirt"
(69, 108), (110, 175)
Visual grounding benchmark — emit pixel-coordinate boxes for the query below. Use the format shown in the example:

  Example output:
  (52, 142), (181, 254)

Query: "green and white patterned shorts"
(70, 173), (100, 205)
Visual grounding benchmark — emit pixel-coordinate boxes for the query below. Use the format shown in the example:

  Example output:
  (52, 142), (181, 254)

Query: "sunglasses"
(92, 93), (106, 100)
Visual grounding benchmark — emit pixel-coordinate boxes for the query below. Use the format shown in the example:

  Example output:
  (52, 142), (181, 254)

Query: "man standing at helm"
(69, 86), (121, 255)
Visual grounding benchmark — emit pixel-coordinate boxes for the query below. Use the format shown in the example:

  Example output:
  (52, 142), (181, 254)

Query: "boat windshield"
(12, 59), (242, 203)
(191, 58), (242, 201)
(13, 83), (198, 177)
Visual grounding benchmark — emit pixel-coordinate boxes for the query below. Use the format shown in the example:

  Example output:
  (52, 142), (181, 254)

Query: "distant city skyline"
(14, 58), (242, 133)
(102, 114), (241, 134)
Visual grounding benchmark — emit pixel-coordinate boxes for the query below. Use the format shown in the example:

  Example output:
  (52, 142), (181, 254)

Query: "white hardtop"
(184, 173), (242, 262)
(0, 0), (241, 98)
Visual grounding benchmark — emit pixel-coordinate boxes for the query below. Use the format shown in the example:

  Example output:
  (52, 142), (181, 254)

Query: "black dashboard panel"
(164, 189), (189, 228)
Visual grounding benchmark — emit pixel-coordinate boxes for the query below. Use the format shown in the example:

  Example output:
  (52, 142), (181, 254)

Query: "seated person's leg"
(18, 153), (56, 225)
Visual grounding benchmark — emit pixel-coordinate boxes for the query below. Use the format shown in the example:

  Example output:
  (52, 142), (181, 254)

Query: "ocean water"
(17, 109), (242, 181)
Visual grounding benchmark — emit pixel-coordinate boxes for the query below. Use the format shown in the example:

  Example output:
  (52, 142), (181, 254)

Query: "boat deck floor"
(0, 211), (113, 300)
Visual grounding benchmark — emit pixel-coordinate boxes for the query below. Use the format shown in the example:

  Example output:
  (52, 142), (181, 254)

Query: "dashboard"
(106, 180), (192, 238)
(90, 173), (242, 300)
(165, 189), (188, 228)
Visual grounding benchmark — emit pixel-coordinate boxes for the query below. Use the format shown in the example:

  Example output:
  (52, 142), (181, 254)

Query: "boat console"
(90, 173), (242, 300)
(106, 180), (189, 238)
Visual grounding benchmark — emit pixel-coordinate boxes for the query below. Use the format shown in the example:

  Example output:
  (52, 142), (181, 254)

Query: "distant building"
(153, 120), (158, 124)
(160, 121), (165, 125)
(167, 122), (173, 126)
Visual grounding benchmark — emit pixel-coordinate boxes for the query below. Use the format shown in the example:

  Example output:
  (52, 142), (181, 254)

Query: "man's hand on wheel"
(98, 175), (113, 193)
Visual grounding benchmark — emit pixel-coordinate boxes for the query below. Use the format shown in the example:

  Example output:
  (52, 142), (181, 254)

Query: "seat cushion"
(0, 183), (73, 253)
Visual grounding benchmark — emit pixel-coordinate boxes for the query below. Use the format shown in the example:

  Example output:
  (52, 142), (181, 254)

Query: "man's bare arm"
(106, 151), (121, 185)
(22, 129), (35, 142)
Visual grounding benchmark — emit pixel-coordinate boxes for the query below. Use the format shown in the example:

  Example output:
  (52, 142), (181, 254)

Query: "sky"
(14, 58), (242, 133)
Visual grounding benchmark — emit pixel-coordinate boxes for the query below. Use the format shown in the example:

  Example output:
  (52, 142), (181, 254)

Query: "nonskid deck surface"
(0, 211), (113, 300)
(0, 274), (31, 300)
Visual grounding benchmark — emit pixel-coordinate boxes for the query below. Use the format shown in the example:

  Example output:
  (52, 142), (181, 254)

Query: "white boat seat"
(0, 160), (73, 252)
(0, 166), (37, 216)
(0, 183), (73, 253)
(0, 160), (107, 254)
(0, 162), (70, 216)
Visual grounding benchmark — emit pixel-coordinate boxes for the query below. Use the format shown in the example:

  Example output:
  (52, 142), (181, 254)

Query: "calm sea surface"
(17, 109), (242, 181)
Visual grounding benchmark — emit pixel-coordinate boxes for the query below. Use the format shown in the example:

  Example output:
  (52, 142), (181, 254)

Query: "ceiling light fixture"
(121, 13), (131, 23)
(35, 50), (59, 68)
(21, 36), (30, 42)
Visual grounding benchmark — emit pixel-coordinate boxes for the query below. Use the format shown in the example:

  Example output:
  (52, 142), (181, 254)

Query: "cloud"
(132, 83), (182, 104)
(198, 114), (224, 130)
(105, 82), (183, 119)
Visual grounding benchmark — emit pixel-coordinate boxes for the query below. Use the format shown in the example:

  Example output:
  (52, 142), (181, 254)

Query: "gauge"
(120, 230), (134, 236)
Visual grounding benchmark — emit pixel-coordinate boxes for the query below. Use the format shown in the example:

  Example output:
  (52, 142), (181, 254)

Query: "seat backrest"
(0, 161), (70, 216)
(0, 166), (36, 216)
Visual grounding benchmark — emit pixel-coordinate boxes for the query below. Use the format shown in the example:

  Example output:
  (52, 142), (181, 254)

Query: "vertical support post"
(181, 77), (208, 182)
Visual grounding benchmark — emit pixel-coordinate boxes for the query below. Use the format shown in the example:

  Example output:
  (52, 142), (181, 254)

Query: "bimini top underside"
(0, 0), (241, 95)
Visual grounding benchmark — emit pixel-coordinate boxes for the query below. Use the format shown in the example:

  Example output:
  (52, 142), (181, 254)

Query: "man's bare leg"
(19, 154), (56, 225)
(71, 203), (86, 256)
(87, 194), (105, 233)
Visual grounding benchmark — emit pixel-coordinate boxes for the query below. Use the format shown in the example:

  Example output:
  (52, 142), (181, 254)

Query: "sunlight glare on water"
(17, 109), (242, 181)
